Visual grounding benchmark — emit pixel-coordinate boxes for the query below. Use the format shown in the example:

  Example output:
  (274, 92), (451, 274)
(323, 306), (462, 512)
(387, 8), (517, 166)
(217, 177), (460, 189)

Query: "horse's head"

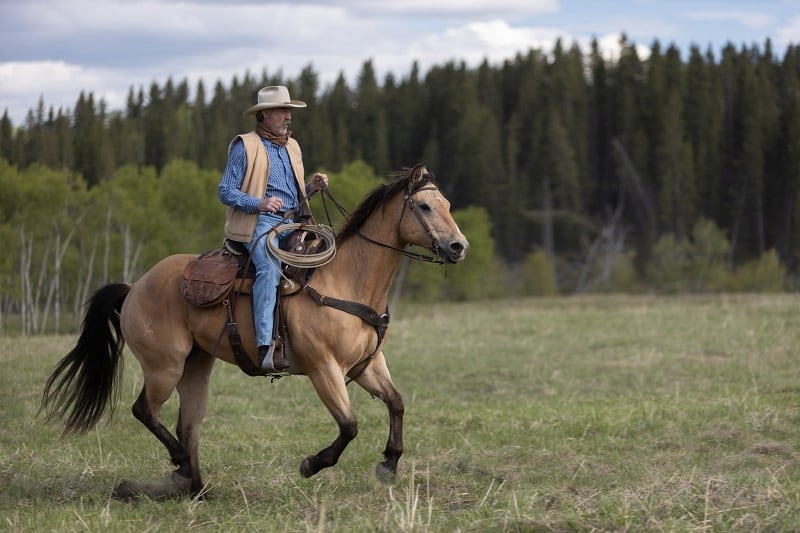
(397, 165), (469, 264)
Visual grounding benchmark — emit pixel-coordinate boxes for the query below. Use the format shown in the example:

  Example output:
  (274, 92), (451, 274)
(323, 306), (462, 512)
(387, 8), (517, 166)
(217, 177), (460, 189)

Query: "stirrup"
(260, 341), (289, 372)
(260, 343), (277, 370)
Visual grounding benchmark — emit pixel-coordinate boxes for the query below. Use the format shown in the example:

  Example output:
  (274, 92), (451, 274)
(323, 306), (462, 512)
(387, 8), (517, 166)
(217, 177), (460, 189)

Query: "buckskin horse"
(40, 164), (469, 500)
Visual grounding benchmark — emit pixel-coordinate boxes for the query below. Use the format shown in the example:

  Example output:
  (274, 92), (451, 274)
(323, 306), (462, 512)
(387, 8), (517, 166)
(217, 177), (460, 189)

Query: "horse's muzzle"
(439, 237), (469, 264)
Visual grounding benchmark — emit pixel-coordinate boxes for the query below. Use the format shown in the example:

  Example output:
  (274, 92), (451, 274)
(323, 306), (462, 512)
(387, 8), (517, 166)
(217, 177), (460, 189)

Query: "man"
(218, 86), (328, 371)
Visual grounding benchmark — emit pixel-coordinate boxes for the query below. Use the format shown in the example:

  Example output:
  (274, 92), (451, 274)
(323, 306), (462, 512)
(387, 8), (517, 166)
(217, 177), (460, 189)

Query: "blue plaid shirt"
(218, 136), (302, 213)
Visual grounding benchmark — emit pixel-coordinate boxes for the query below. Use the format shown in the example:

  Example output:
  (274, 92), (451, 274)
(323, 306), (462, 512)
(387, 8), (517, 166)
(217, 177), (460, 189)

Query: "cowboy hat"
(243, 86), (307, 115)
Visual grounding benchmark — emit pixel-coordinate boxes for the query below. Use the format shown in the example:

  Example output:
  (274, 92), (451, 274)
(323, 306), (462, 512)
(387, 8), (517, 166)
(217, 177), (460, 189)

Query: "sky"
(1, 0), (799, 126)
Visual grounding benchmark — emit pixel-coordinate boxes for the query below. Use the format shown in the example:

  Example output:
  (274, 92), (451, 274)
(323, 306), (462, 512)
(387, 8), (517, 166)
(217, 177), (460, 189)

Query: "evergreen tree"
(612, 36), (654, 268)
(203, 80), (234, 172)
(144, 82), (168, 171)
(655, 89), (695, 237)
(756, 40), (784, 256)
(191, 79), (208, 166)
(778, 45), (800, 269)
(385, 61), (428, 170)
(52, 109), (74, 171)
(72, 92), (104, 186)
(684, 46), (723, 223)
(353, 60), (390, 175)
(734, 45), (766, 257)
(718, 43), (740, 251)
(324, 73), (353, 170)
(0, 111), (13, 163)
(588, 39), (614, 212)
(653, 45), (696, 238)
(294, 64), (332, 174)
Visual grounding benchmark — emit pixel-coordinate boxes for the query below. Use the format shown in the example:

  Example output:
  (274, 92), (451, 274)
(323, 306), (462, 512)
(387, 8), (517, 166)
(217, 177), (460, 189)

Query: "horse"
(40, 164), (469, 500)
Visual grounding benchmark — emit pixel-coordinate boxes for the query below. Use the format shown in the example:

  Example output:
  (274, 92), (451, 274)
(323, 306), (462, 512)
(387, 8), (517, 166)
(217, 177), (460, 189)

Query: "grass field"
(2, 294), (800, 531)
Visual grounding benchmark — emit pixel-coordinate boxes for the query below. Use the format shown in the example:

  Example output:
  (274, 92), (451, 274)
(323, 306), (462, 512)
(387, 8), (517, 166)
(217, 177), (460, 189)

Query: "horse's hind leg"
(300, 362), (359, 478)
(114, 353), (194, 500)
(352, 352), (404, 483)
(175, 348), (215, 496)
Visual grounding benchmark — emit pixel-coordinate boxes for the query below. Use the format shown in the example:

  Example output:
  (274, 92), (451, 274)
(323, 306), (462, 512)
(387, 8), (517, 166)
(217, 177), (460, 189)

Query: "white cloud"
(776, 15), (800, 49)
(686, 10), (776, 30)
(407, 20), (567, 68)
(278, 0), (559, 18)
(0, 60), (137, 120)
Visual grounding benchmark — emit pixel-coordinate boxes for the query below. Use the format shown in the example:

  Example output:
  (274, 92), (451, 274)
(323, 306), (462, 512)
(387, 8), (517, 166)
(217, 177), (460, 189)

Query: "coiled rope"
(266, 223), (337, 268)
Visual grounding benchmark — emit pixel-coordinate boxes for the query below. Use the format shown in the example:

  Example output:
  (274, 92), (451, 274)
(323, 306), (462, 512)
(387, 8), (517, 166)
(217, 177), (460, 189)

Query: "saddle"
(180, 230), (324, 377)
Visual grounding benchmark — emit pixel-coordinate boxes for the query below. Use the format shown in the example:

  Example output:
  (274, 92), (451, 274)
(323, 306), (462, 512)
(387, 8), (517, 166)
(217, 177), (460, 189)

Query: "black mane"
(336, 165), (437, 243)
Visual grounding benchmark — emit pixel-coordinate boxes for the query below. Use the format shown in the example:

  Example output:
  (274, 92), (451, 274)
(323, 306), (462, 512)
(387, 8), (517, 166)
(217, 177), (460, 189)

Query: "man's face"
(262, 107), (292, 135)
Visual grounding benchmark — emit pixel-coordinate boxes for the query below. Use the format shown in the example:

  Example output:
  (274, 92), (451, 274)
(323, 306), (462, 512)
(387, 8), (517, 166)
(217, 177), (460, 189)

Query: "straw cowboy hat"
(244, 86), (307, 115)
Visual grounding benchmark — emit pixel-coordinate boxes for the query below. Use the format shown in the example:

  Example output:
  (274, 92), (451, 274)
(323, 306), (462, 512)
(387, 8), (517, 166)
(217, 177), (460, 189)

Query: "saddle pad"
(182, 249), (238, 307)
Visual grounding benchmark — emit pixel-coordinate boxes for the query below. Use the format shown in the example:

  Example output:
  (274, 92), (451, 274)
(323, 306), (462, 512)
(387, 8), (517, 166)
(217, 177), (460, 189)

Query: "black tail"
(40, 283), (131, 435)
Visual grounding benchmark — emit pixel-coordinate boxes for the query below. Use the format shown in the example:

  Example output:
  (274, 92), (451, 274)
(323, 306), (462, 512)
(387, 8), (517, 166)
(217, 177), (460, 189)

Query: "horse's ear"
(410, 164), (427, 186)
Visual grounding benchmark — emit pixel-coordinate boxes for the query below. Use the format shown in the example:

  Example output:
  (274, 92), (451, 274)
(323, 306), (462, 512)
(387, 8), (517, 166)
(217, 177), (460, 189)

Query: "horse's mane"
(336, 165), (437, 243)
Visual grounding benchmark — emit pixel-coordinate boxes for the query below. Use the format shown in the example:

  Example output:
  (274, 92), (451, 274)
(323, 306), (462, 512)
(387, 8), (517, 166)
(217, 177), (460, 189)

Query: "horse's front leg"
(352, 351), (404, 483)
(301, 362), (358, 478)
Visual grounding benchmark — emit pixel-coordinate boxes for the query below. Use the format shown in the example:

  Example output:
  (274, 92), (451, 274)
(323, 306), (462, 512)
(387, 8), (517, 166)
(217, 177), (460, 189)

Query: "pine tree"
(685, 46), (723, 223)
(353, 60), (390, 175)
(613, 36), (655, 268)
(0, 111), (13, 163)
(324, 73), (353, 171)
(778, 45), (800, 268)
(72, 92), (104, 186)
(294, 64), (333, 174)
(652, 45), (697, 238)
(588, 39), (614, 212)
(144, 82), (168, 171)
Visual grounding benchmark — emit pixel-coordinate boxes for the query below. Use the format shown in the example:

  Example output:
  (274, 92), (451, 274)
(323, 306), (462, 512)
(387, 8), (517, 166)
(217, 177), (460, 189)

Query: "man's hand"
(309, 172), (328, 193)
(258, 196), (283, 214)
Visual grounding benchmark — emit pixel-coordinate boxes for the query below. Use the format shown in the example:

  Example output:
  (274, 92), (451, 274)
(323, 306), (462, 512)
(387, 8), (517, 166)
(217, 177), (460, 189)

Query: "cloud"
(776, 15), (800, 49)
(686, 10), (775, 30)
(280, 0), (559, 18)
(407, 20), (568, 68)
(0, 61), (124, 120)
(1, 0), (795, 125)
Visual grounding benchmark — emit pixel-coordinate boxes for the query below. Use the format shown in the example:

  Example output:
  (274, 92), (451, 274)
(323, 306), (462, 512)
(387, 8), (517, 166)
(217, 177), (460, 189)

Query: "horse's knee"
(388, 396), (404, 417)
(341, 419), (358, 440)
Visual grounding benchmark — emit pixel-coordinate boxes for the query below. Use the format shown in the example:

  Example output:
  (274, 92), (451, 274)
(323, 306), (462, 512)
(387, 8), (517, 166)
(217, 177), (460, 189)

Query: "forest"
(1, 36), (798, 334)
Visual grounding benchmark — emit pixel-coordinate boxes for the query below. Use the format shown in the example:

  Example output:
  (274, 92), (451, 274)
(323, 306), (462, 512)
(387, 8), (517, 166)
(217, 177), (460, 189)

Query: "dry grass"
(2, 294), (800, 531)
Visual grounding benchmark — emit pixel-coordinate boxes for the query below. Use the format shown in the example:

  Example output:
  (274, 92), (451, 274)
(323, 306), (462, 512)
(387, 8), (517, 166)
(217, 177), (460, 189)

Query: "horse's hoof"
(376, 462), (397, 484)
(171, 471), (192, 493)
(111, 480), (140, 502)
(300, 457), (315, 478)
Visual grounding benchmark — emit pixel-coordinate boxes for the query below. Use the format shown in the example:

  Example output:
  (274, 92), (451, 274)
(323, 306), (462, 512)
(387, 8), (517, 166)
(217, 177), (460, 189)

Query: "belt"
(261, 209), (288, 217)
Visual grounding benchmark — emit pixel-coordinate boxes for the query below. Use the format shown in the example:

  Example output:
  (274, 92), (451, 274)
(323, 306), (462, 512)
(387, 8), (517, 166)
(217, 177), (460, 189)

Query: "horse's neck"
(318, 212), (404, 310)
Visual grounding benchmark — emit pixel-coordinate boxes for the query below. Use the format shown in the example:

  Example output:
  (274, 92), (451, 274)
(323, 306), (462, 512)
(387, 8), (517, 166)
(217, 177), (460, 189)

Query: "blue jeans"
(244, 213), (288, 347)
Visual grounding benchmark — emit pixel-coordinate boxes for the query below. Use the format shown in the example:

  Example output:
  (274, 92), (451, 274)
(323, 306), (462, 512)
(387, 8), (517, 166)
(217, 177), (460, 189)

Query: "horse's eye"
(418, 203), (431, 212)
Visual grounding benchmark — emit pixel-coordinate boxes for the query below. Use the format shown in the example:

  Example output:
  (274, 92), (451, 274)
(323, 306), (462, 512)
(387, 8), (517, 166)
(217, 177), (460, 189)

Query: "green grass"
(2, 294), (800, 531)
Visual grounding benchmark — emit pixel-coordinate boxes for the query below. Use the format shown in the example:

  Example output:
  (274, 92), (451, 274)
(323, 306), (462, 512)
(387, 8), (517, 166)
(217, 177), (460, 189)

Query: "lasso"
(267, 223), (337, 268)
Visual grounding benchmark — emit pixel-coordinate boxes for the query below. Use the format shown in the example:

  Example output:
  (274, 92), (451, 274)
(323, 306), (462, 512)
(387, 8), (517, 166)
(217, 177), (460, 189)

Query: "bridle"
(356, 180), (446, 264)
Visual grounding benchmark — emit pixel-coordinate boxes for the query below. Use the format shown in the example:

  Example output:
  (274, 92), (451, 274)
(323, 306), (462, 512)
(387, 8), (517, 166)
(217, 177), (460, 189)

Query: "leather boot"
(259, 341), (290, 371)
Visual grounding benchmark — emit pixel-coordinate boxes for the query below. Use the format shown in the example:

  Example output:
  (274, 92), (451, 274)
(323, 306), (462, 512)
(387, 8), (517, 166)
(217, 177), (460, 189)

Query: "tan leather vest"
(223, 131), (307, 242)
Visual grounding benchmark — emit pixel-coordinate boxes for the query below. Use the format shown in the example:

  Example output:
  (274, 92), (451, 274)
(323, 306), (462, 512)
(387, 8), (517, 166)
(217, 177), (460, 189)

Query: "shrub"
(726, 249), (786, 292)
(522, 250), (558, 296)
(646, 218), (731, 292)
